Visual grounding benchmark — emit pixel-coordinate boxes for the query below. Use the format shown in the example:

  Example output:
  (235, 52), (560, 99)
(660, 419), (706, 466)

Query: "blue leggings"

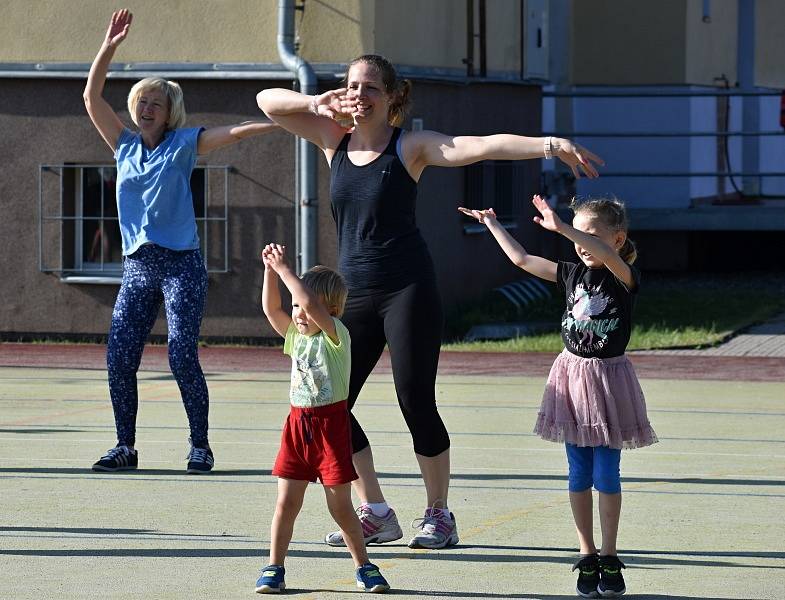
(107, 245), (209, 448)
(566, 444), (622, 494)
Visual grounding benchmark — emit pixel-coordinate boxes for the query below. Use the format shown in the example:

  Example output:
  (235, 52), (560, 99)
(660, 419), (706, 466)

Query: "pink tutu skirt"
(533, 349), (657, 449)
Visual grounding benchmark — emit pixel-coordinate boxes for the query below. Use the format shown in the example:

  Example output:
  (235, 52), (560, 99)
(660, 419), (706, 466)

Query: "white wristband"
(308, 96), (319, 115)
(544, 136), (553, 160)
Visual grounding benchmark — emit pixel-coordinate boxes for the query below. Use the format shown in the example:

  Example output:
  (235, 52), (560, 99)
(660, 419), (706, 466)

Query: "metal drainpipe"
(277, 0), (318, 273)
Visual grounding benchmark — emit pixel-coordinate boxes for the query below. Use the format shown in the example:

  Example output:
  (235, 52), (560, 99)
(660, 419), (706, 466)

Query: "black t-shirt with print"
(557, 261), (640, 359)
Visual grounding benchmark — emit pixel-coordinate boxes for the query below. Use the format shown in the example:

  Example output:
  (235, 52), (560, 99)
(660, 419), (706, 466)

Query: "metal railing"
(541, 88), (785, 186)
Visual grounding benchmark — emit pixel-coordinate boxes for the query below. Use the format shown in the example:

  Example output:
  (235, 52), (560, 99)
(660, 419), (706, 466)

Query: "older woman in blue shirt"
(84, 9), (277, 474)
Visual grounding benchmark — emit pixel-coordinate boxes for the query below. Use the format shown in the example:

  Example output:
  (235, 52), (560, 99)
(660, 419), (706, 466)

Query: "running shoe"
(573, 553), (600, 598)
(407, 508), (459, 549)
(255, 564), (285, 594)
(92, 445), (138, 472)
(356, 562), (390, 593)
(325, 504), (403, 546)
(186, 438), (214, 474)
(597, 555), (626, 597)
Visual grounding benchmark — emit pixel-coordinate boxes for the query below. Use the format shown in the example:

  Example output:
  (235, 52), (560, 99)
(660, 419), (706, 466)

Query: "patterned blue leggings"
(107, 245), (209, 448)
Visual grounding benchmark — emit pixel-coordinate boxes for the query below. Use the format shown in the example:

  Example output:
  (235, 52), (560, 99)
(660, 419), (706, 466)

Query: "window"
(462, 160), (529, 231)
(39, 164), (229, 282)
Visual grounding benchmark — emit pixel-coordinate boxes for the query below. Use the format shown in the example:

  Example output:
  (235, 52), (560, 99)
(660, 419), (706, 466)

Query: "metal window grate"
(462, 160), (529, 222)
(38, 163), (231, 279)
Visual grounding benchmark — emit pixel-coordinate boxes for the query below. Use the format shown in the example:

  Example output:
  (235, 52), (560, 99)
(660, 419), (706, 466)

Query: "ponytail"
(619, 237), (637, 265)
(388, 79), (411, 127)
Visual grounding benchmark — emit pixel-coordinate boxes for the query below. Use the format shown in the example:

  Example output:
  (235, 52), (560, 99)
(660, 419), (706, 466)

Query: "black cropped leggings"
(342, 278), (449, 457)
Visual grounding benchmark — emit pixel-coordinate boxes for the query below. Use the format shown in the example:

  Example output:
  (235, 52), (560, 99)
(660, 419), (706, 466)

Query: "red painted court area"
(1, 342), (784, 381)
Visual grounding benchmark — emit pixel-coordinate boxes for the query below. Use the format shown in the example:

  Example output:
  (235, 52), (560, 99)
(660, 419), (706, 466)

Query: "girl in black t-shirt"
(461, 195), (657, 598)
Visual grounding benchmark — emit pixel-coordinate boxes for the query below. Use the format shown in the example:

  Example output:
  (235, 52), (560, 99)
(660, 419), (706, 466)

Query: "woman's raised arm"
(256, 87), (351, 153)
(83, 9), (133, 151)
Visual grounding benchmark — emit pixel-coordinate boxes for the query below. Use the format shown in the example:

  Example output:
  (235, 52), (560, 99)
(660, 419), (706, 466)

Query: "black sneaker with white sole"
(573, 553), (600, 598)
(186, 441), (214, 474)
(92, 445), (138, 472)
(597, 555), (626, 597)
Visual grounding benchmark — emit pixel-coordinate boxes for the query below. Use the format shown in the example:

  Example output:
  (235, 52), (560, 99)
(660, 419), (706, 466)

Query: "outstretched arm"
(458, 207), (558, 282)
(83, 9), (132, 151)
(256, 88), (352, 153)
(404, 131), (603, 182)
(263, 244), (340, 343)
(531, 195), (634, 289)
(197, 120), (279, 155)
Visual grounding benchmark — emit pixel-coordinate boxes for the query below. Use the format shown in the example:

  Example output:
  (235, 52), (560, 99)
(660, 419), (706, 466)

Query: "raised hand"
(531, 194), (563, 232)
(552, 138), (604, 179)
(105, 9), (133, 48)
(261, 243), (287, 272)
(312, 88), (356, 127)
(458, 206), (497, 224)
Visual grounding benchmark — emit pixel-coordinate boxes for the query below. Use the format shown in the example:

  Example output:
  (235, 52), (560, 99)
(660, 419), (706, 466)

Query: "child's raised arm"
(458, 207), (557, 282)
(261, 245), (293, 338)
(264, 245), (340, 343)
(531, 195), (634, 289)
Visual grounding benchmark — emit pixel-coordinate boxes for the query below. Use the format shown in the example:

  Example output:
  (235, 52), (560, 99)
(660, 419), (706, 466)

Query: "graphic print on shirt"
(291, 351), (334, 406)
(562, 283), (621, 353)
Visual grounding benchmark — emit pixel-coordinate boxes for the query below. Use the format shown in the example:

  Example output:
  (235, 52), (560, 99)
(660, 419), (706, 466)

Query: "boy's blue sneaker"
(255, 565), (285, 594)
(597, 555), (626, 597)
(356, 563), (390, 593)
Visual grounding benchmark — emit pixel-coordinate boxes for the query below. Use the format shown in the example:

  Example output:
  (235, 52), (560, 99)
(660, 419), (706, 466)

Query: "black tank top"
(330, 127), (435, 293)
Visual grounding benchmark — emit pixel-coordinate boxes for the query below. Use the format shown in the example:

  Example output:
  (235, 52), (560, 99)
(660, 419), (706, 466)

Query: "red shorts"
(272, 400), (358, 486)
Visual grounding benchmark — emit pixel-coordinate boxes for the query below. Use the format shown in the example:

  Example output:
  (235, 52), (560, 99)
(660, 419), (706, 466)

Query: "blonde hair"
(300, 265), (348, 317)
(344, 55), (412, 127)
(127, 77), (187, 130)
(570, 197), (638, 264)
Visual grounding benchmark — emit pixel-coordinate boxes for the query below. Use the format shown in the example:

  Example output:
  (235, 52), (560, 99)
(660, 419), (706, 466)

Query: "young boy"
(255, 243), (390, 594)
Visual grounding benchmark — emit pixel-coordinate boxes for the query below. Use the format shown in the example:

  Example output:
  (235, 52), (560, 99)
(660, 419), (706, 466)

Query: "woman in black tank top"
(257, 55), (603, 550)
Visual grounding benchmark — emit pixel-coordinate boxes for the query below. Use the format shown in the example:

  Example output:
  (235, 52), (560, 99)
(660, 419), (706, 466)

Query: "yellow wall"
(4, 1), (784, 88)
(572, 0), (686, 85)
(296, 0), (371, 64)
(486, 0), (521, 74)
(374, 0), (465, 68)
(685, 0), (737, 86)
(756, 0), (785, 88)
(1, 0), (523, 76)
(1, 0), (280, 62)
(374, 0), (521, 73)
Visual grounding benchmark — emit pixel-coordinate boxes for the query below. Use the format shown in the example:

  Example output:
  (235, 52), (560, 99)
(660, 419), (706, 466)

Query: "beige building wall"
(572, 0), (686, 85)
(685, 0), (737, 86)
(1, 0), (523, 76)
(374, 0), (466, 68)
(1, 0), (280, 63)
(485, 0), (522, 74)
(374, 0), (521, 73)
(756, 0), (785, 88)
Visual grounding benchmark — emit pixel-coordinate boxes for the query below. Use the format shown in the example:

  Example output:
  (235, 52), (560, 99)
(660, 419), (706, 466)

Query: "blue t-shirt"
(114, 127), (203, 255)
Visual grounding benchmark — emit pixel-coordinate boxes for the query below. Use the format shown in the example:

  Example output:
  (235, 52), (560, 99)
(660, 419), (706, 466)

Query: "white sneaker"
(408, 508), (459, 549)
(325, 503), (403, 546)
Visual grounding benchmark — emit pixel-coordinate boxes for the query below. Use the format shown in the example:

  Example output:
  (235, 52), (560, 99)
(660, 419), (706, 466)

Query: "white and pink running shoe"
(408, 508), (459, 549)
(324, 503), (403, 547)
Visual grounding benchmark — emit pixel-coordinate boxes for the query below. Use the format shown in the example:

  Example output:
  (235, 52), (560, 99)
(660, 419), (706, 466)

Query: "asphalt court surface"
(1, 360), (784, 599)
